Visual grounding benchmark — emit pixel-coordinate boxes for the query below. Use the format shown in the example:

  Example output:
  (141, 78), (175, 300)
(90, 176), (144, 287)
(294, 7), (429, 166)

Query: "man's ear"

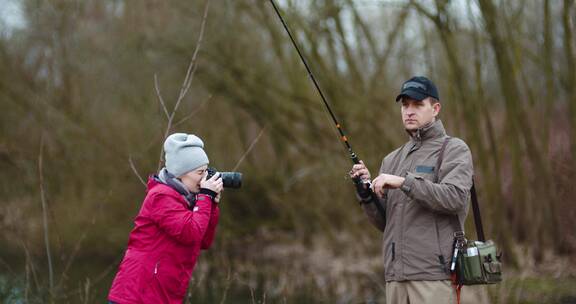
(432, 102), (441, 117)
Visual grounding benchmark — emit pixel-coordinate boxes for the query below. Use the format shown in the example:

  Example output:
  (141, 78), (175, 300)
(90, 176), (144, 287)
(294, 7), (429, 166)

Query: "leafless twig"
(19, 240), (40, 297)
(156, 0), (212, 171)
(129, 155), (147, 187)
(232, 126), (267, 172)
(173, 94), (213, 127)
(56, 232), (87, 291)
(250, 287), (256, 304)
(82, 278), (91, 304)
(0, 256), (15, 275)
(218, 267), (233, 304)
(154, 74), (170, 120)
(38, 134), (54, 298)
(61, 254), (123, 298)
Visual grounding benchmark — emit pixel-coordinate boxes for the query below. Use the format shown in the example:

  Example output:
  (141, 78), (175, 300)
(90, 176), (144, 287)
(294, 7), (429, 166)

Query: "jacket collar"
(407, 119), (446, 143)
(149, 168), (196, 208)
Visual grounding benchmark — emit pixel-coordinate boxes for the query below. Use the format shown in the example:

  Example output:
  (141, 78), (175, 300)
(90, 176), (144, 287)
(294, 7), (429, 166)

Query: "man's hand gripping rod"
(268, 0), (386, 222)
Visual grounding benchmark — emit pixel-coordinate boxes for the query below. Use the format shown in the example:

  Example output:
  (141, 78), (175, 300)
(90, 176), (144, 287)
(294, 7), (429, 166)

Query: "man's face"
(400, 97), (440, 131)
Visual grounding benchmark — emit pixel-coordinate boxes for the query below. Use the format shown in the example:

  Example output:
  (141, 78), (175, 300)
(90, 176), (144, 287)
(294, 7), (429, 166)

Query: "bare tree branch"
(154, 73), (170, 120)
(409, 0), (436, 21)
(156, 0), (212, 171)
(129, 155), (147, 187)
(38, 134), (54, 298)
(173, 94), (213, 127)
(173, 0), (212, 115)
(56, 232), (87, 291)
(232, 126), (267, 172)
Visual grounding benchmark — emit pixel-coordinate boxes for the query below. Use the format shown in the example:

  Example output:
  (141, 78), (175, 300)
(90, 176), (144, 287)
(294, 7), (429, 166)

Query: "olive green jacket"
(361, 119), (473, 281)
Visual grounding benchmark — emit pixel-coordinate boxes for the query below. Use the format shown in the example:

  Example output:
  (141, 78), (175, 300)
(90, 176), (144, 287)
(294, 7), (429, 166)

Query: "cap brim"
(395, 89), (428, 102)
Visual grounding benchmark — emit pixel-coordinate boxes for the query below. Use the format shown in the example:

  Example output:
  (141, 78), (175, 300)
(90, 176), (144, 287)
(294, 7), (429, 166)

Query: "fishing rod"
(268, 0), (386, 222)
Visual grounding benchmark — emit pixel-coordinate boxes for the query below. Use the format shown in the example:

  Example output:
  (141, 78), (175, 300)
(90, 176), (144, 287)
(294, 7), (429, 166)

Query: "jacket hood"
(147, 176), (161, 191)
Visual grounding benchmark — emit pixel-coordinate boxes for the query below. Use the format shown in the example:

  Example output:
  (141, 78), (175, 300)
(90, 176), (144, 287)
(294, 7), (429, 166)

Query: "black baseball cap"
(395, 76), (440, 102)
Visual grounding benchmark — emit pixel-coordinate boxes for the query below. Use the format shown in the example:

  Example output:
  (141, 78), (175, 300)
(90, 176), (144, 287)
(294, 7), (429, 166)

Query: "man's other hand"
(371, 174), (405, 197)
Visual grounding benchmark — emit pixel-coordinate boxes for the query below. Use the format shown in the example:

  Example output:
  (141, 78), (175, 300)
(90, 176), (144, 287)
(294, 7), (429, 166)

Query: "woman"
(108, 133), (222, 304)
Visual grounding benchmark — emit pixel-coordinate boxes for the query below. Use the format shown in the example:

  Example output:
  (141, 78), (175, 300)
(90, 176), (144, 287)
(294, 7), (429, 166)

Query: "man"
(350, 76), (474, 304)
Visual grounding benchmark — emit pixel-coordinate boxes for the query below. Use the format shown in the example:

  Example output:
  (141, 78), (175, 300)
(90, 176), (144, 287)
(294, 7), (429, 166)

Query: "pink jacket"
(108, 177), (219, 304)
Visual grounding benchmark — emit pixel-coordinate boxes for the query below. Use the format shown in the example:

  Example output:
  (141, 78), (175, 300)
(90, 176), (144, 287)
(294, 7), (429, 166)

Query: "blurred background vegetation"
(0, 0), (575, 303)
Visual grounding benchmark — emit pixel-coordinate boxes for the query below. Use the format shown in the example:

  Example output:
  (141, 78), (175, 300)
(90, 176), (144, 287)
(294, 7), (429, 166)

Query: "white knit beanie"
(163, 133), (209, 177)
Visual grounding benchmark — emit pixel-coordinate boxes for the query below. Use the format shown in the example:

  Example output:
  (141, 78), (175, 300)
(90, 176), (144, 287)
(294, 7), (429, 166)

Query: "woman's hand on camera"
(214, 190), (222, 203)
(200, 172), (223, 194)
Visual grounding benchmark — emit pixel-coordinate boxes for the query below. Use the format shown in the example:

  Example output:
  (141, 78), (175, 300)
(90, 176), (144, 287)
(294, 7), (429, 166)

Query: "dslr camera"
(206, 167), (242, 189)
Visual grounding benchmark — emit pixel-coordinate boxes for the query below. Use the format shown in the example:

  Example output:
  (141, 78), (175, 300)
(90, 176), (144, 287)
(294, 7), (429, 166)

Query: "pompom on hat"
(163, 133), (209, 177)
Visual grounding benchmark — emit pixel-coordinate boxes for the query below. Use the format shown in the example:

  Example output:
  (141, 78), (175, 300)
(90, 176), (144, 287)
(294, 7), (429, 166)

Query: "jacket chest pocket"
(411, 164), (437, 181)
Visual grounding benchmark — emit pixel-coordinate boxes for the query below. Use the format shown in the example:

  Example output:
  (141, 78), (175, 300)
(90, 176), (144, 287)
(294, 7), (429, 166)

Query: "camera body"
(206, 167), (242, 188)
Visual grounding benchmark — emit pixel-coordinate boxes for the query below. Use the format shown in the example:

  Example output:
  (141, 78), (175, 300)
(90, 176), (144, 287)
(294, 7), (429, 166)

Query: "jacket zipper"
(400, 130), (421, 279)
(154, 262), (159, 275)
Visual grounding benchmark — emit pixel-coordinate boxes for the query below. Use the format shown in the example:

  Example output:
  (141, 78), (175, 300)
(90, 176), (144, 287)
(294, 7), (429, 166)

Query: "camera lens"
(220, 172), (242, 188)
(206, 167), (242, 188)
